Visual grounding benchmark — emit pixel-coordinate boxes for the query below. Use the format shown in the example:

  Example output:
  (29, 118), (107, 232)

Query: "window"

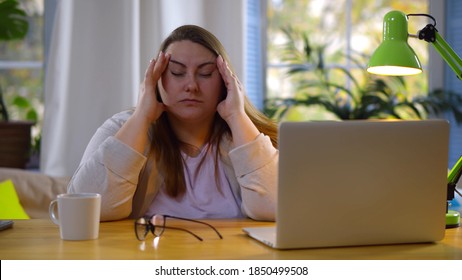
(444, 0), (462, 167)
(266, 0), (429, 101)
(0, 0), (44, 152)
(245, 0), (266, 110)
(264, 0), (462, 166)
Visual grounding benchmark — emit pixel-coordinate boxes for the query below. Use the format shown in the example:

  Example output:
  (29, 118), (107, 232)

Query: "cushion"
(0, 168), (70, 218)
(0, 179), (30, 219)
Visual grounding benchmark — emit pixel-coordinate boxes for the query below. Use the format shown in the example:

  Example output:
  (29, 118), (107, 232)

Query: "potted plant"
(0, 0), (35, 169)
(265, 28), (462, 123)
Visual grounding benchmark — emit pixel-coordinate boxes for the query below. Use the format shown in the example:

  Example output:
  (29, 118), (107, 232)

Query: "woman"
(68, 25), (278, 221)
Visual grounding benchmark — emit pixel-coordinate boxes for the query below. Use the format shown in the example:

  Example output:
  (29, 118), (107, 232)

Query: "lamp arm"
(448, 155), (462, 185)
(417, 24), (462, 80)
(448, 155), (462, 202)
(433, 31), (462, 80)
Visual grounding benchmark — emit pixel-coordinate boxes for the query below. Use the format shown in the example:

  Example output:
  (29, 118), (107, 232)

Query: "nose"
(185, 74), (199, 92)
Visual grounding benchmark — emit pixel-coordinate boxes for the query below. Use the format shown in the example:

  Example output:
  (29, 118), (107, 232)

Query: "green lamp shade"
(367, 10), (422, 76)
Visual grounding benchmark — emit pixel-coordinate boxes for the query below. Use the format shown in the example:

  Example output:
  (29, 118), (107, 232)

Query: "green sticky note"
(0, 179), (30, 219)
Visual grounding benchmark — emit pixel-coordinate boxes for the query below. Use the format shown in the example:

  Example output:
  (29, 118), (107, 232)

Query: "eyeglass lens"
(135, 217), (149, 241)
(151, 214), (166, 236)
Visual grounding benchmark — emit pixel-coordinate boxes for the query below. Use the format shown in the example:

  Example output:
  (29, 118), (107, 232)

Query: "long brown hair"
(151, 25), (278, 197)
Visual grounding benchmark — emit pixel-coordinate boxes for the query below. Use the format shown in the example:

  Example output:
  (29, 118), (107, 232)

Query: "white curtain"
(41, 0), (244, 177)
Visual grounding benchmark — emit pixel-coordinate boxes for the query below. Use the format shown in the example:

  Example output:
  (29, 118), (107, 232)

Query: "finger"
(144, 58), (156, 80)
(152, 52), (170, 80)
(217, 55), (231, 81)
(217, 55), (238, 91)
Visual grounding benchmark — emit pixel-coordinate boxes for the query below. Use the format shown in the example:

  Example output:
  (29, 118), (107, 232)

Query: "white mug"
(49, 193), (101, 240)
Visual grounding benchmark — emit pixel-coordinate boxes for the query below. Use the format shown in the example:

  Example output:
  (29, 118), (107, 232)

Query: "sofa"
(0, 168), (70, 219)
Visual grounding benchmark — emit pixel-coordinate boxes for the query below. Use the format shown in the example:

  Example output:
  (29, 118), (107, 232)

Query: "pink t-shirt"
(145, 144), (244, 219)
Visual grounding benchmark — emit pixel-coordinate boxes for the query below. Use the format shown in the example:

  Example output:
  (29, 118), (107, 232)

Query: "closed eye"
(171, 71), (185, 77)
(198, 72), (213, 77)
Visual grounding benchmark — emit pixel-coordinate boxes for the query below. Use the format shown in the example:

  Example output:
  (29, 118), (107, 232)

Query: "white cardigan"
(68, 110), (278, 221)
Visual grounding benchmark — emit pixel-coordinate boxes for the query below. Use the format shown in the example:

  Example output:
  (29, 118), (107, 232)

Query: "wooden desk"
(0, 219), (461, 260)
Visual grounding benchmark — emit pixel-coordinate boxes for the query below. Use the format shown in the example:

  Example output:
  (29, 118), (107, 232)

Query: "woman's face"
(159, 40), (223, 124)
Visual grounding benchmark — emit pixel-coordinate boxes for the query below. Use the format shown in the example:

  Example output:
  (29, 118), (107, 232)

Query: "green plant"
(0, 0), (29, 121)
(264, 27), (462, 123)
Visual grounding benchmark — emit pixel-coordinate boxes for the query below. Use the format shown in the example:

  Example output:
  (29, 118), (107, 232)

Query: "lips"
(180, 98), (202, 104)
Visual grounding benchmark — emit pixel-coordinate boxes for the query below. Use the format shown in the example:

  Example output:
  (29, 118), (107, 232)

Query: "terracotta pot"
(0, 121), (34, 169)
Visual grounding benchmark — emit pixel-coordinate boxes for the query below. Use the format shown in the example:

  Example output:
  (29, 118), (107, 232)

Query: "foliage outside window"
(265, 0), (431, 120)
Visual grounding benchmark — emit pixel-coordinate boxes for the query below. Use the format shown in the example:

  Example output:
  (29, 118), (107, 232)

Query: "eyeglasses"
(134, 214), (223, 241)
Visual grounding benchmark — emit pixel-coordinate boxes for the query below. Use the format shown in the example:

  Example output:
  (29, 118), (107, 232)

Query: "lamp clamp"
(417, 24), (437, 43)
(406, 13), (438, 43)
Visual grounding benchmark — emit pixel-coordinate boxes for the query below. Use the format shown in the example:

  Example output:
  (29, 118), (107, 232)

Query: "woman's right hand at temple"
(135, 52), (170, 124)
(114, 52), (170, 153)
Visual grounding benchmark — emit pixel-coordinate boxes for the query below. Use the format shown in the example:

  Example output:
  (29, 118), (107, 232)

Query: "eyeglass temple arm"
(160, 225), (204, 241)
(164, 215), (223, 239)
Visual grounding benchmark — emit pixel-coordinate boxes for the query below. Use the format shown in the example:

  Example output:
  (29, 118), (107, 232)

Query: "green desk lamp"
(367, 10), (462, 228)
(367, 10), (462, 79)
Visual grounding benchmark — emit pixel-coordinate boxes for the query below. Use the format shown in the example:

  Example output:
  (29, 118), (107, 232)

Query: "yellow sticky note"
(0, 179), (30, 219)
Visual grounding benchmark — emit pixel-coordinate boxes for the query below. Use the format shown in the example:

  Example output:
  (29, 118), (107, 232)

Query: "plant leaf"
(0, 0), (29, 41)
(12, 95), (30, 108)
(26, 108), (37, 122)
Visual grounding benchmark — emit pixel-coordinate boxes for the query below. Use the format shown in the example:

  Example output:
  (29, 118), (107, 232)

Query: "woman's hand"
(216, 55), (246, 124)
(135, 52), (170, 124)
(216, 55), (259, 147)
(114, 52), (170, 153)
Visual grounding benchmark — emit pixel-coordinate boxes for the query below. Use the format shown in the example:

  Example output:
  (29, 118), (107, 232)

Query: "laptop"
(243, 120), (449, 249)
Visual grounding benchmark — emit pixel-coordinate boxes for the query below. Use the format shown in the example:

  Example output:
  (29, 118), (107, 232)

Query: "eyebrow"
(169, 59), (216, 69)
